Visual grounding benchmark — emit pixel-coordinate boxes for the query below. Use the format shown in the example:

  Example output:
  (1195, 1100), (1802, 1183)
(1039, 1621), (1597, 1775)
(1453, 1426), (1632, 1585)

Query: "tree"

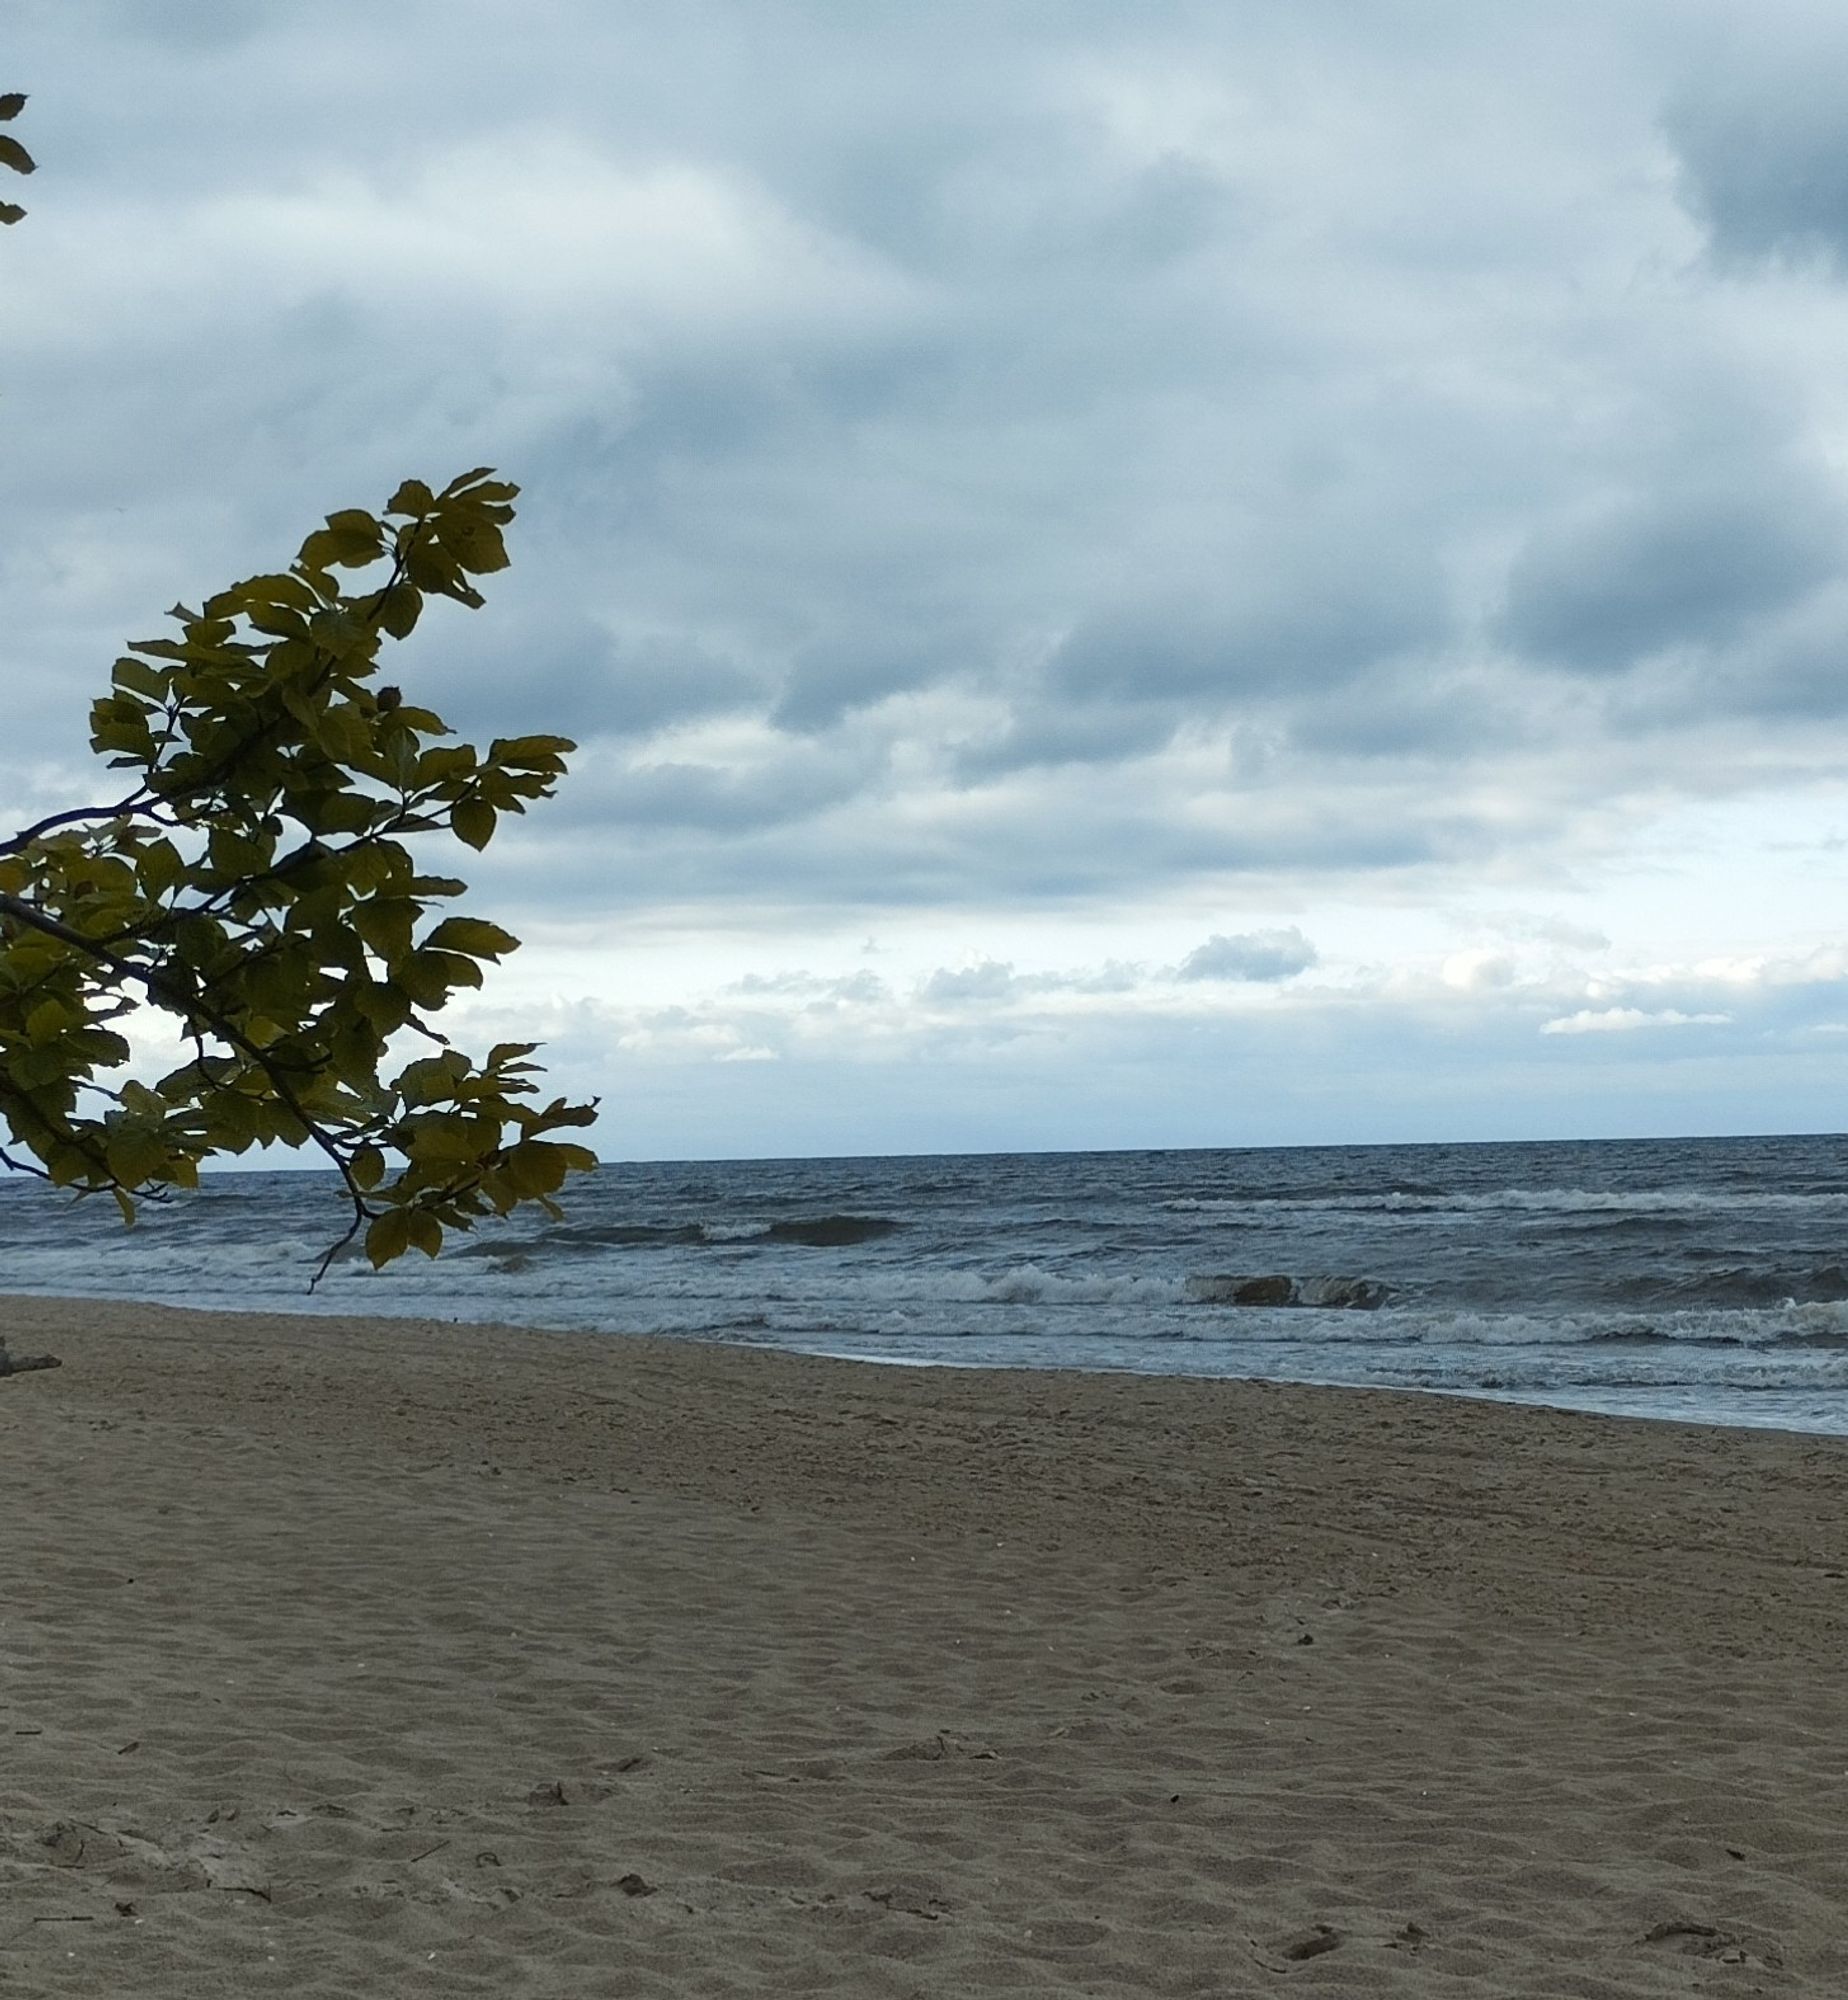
(1, 469), (600, 1279)
(1, 92), (596, 1281)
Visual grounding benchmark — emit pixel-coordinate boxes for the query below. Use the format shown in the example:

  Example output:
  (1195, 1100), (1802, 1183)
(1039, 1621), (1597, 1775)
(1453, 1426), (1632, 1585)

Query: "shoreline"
(5, 1276), (1844, 1445)
(5, 1293), (1848, 1994)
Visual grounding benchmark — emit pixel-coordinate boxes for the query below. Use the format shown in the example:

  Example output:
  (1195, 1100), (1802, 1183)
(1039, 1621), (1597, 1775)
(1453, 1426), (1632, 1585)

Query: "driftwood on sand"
(0, 1335), (61, 1377)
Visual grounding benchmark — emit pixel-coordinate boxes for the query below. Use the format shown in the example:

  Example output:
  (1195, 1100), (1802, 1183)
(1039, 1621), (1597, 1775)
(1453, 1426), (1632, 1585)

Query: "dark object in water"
(1185, 1274), (1391, 1310)
(0, 1336), (61, 1377)
(763, 1214), (902, 1248)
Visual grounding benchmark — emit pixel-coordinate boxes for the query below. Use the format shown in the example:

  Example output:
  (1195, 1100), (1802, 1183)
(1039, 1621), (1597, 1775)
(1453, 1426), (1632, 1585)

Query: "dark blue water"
(5, 1133), (1848, 1432)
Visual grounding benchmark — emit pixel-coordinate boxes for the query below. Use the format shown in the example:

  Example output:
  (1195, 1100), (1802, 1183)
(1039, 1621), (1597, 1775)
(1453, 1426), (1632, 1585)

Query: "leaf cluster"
(0, 93), (31, 227)
(0, 469), (599, 1279)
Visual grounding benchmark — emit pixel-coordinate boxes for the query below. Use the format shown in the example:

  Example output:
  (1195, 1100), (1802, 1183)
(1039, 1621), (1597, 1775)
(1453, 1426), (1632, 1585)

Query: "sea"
(5, 1133), (1848, 1436)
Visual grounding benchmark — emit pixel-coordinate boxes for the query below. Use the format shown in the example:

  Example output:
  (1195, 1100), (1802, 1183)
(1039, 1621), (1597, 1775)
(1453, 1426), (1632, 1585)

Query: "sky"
(10, 0), (1848, 1158)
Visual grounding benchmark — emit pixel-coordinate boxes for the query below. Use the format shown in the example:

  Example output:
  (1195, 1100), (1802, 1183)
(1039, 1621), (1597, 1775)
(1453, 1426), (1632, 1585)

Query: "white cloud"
(1540, 1007), (1734, 1035)
(1441, 949), (1519, 991)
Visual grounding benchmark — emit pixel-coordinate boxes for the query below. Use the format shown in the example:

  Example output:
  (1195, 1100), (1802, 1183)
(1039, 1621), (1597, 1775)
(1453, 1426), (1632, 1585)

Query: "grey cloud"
(960, 552), (1448, 777)
(570, 739), (881, 835)
(919, 957), (1150, 1004)
(1177, 928), (1318, 983)
(16, 0), (1848, 944)
(590, 637), (761, 740)
(1668, 55), (1848, 269)
(1482, 913), (1613, 953)
(1498, 483), (1842, 675)
(922, 960), (1019, 1004)
(1711, 585), (1848, 722)
(727, 970), (889, 1002)
(468, 760), (1556, 919)
(1048, 572), (1442, 707)
(1042, 960), (1146, 996)
(774, 634), (949, 733)
(955, 698), (1178, 778)
(36, 0), (289, 54)
(438, 611), (762, 745)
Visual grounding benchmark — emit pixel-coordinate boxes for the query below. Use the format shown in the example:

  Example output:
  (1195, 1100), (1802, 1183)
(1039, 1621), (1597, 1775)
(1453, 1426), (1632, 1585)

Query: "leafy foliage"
(0, 469), (599, 1279)
(0, 92), (31, 226)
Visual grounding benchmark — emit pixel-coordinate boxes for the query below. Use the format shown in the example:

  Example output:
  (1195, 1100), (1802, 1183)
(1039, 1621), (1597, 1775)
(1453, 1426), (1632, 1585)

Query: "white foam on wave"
(1163, 1186), (1848, 1218)
(1381, 1347), (1848, 1395)
(1164, 1297), (1848, 1352)
(962, 1262), (1188, 1308)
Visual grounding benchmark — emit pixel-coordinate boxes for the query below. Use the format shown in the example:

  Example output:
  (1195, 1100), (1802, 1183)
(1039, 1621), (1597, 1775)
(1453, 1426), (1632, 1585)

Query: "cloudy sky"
(11, 0), (1848, 1158)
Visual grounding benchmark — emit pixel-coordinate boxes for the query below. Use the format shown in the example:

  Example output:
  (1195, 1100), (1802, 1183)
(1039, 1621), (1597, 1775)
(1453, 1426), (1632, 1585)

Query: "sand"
(3, 1294), (1847, 1996)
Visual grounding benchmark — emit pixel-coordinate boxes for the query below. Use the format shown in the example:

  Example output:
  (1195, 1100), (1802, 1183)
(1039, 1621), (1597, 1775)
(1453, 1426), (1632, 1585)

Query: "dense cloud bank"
(10, 1), (1848, 1143)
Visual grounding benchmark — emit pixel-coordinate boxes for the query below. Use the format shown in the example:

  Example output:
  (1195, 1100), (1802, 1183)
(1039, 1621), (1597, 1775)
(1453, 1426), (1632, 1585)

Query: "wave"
(1163, 1298), (1848, 1353)
(451, 1213), (907, 1256)
(944, 1263), (1188, 1308)
(760, 1214), (903, 1247)
(1185, 1273), (1390, 1310)
(1605, 1264), (1848, 1310)
(1162, 1186), (1848, 1219)
(1388, 1351), (1848, 1395)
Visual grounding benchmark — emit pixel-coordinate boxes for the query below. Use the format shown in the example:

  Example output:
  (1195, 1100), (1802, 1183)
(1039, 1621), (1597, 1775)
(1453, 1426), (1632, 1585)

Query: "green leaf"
(405, 1210), (443, 1258)
(404, 1111), (483, 1160)
(424, 916), (519, 959)
(491, 733), (576, 768)
(365, 1208), (413, 1269)
(353, 897), (417, 963)
(352, 980), (413, 1035)
(397, 1056), (460, 1107)
(505, 1140), (572, 1197)
(106, 1127), (175, 1185)
(112, 656), (168, 699)
(0, 135), (34, 175)
(137, 839), (185, 899)
(25, 997), (70, 1045)
(452, 797), (496, 850)
(397, 949), (480, 1006)
(372, 581), (423, 640)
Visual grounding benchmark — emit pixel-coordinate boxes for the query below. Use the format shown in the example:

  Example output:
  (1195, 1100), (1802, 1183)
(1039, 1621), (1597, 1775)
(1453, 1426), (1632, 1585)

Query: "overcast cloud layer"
(11, 0), (1848, 1155)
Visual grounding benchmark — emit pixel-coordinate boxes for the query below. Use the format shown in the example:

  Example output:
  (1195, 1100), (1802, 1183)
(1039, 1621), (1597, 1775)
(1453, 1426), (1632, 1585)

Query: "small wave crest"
(455, 1213), (906, 1255)
(761, 1214), (903, 1247)
(1185, 1273), (1391, 1310)
(1392, 1350), (1848, 1396)
(1163, 1185), (1848, 1219)
(964, 1263), (1187, 1308)
(1607, 1263), (1848, 1311)
(1375, 1299), (1848, 1352)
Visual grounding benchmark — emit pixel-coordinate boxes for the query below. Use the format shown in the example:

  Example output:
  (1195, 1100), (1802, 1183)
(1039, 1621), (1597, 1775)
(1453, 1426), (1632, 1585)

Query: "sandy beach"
(3, 1294), (1847, 1996)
